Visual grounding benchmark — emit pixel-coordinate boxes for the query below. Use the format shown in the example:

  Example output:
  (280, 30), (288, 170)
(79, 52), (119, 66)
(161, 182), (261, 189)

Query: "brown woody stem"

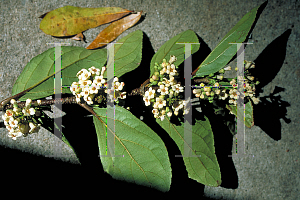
(1, 77), (206, 111)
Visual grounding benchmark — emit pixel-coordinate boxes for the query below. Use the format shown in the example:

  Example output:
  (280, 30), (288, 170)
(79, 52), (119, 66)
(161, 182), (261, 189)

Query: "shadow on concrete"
(251, 29), (292, 141)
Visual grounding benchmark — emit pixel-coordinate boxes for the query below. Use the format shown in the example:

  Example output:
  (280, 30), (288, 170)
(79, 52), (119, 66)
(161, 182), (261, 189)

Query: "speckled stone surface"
(0, 0), (299, 198)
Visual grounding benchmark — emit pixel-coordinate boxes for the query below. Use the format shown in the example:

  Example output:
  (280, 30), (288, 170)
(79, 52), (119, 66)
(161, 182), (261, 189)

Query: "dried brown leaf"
(86, 11), (142, 49)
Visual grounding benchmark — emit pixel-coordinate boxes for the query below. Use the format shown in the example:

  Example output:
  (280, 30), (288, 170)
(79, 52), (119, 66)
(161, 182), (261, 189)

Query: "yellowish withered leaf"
(39, 6), (132, 36)
(86, 11), (142, 49)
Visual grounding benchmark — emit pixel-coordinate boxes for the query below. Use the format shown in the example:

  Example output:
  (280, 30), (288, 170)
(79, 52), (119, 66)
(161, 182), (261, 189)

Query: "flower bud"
(209, 73), (214, 77)
(166, 107), (170, 113)
(26, 99), (32, 106)
(159, 95), (165, 99)
(10, 99), (16, 105)
(218, 69), (225, 74)
(224, 66), (231, 71)
(244, 61), (252, 69)
(247, 76), (254, 81)
(150, 78), (154, 82)
(255, 81), (260, 85)
(216, 75), (223, 80)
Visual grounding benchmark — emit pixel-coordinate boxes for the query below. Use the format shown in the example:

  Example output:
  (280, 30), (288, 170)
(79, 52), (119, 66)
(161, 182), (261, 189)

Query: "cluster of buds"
(70, 66), (126, 105)
(1, 99), (41, 140)
(193, 60), (260, 108)
(143, 55), (190, 121)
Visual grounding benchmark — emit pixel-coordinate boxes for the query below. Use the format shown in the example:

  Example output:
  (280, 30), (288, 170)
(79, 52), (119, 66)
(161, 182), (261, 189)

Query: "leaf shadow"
(250, 29), (292, 140)
(50, 103), (171, 196)
(198, 101), (239, 189)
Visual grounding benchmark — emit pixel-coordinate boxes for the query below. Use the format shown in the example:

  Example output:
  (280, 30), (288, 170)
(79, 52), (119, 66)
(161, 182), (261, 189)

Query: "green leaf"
(11, 46), (107, 101)
(150, 30), (200, 77)
(156, 117), (221, 187)
(93, 105), (172, 192)
(195, 2), (264, 77)
(38, 110), (79, 160)
(104, 30), (143, 78)
(226, 100), (254, 128)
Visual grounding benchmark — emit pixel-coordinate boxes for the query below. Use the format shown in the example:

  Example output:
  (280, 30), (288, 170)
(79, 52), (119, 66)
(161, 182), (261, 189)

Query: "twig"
(1, 77), (206, 111)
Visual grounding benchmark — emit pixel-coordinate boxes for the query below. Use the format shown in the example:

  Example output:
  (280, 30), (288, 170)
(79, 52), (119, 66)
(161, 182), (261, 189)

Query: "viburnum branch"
(2, 96), (78, 110)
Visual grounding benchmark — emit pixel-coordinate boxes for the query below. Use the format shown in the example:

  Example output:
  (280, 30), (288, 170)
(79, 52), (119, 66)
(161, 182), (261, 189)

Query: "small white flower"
(84, 95), (94, 105)
(25, 99), (32, 107)
(229, 99), (236, 105)
(230, 79), (236, 86)
(229, 89), (239, 99)
(101, 66), (106, 75)
(174, 110), (179, 116)
(37, 99), (42, 105)
(167, 112), (172, 117)
(219, 90), (228, 100)
(113, 77), (119, 83)
(204, 87), (211, 92)
(160, 114), (165, 121)
(169, 90), (174, 98)
(214, 82), (220, 87)
(168, 64), (177, 76)
(76, 69), (89, 77)
(162, 78), (172, 87)
(215, 89), (221, 95)
(252, 97), (260, 104)
(216, 75), (223, 80)
(79, 80), (92, 90)
(22, 107), (35, 116)
(5, 109), (14, 117)
(247, 76), (255, 81)
(29, 122), (40, 134)
(152, 108), (159, 115)
(156, 97), (166, 109)
(89, 84), (99, 94)
(8, 130), (23, 140)
(183, 107), (190, 115)
(81, 87), (90, 97)
(224, 66), (231, 71)
(70, 82), (79, 95)
(89, 66), (100, 76)
(157, 85), (168, 95)
(114, 81), (124, 91)
(5, 124), (13, 132)
(200, 94), (205, 99)
(172, 84), (184, 94)
(75, 93), (82, 103)
(161, 62), (168, 68)
(119, 92), (126, 99)
(169, 55), (177, 64)
(10, 99), (16, 105)
(9, 118), (19, 128)
(93, 76), (105, 86)
(79, 70), (91, 81)
(145, 87), (155, 99)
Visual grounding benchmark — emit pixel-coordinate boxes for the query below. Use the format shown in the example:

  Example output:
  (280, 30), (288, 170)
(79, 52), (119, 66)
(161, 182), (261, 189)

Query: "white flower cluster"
(143, 55), (190, 121)
(70, 66), (126, 105)
(192, 60), (260, 108)
(1, 99), (41, 140)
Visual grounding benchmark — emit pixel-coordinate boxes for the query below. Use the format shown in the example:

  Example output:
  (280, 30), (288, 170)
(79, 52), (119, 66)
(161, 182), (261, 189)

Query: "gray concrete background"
(0, 0), (299, 199)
